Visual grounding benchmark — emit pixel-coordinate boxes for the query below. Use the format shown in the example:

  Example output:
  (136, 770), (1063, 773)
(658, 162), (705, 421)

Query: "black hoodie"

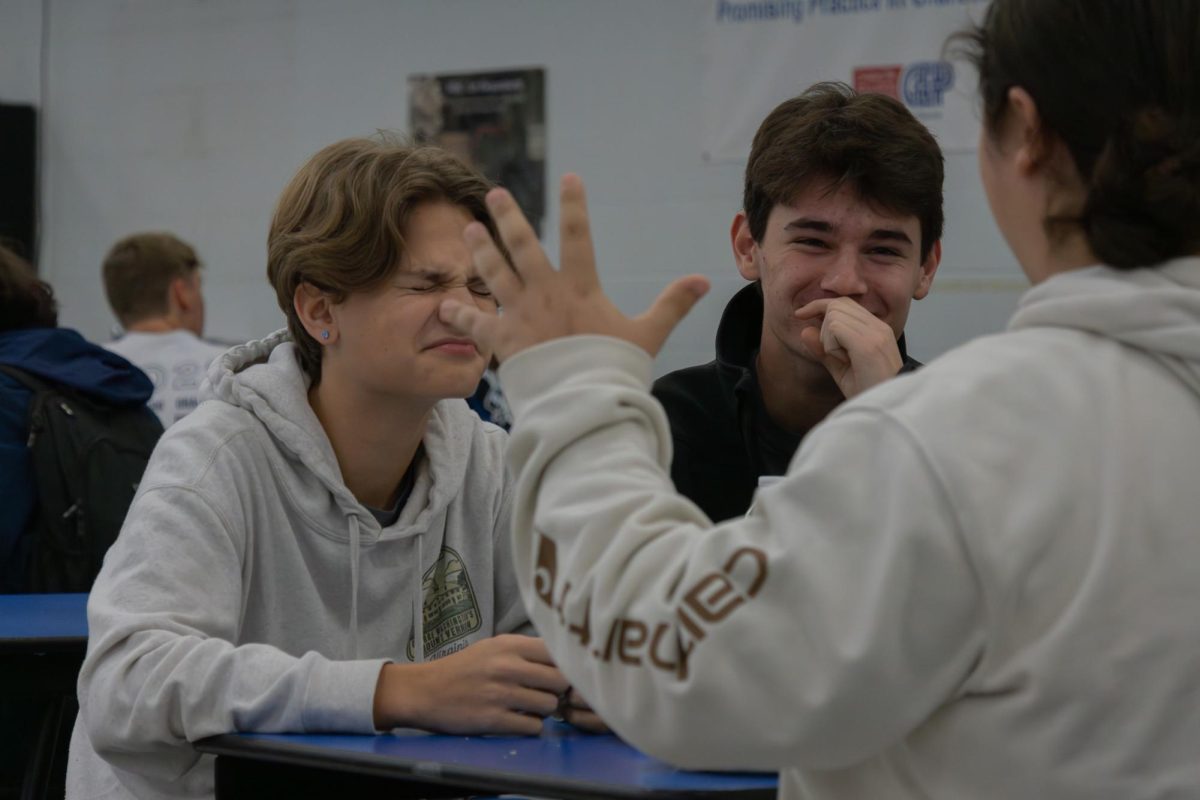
(652, 284), (919, 522)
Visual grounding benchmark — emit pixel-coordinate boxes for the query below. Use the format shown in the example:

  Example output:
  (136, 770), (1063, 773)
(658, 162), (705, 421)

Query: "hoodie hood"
(715, 284), (766, 369)
(1009, 257), (1200, 395)
(205, 330), (357, 519)
(204, 329), (484, 661)
(204, 329), (477, 538)
(0, 327), (153, 406)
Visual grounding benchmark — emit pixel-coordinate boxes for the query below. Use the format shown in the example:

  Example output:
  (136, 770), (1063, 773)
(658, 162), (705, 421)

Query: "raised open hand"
(439, 174), (710, 362)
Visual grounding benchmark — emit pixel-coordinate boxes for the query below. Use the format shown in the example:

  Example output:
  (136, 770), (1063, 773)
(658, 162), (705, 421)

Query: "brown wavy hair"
(267, 135), (500, 383)
(744, 82), (944, 262)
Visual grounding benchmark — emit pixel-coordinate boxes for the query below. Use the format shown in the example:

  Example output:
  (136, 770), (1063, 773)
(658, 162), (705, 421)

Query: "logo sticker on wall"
(854, 60), (956, 115)
(903, 61), (955, 108)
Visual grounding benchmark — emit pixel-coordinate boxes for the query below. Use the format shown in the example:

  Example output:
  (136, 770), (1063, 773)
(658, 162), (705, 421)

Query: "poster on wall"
(409, 67), (546, 235)
(702, 0), (990, 162)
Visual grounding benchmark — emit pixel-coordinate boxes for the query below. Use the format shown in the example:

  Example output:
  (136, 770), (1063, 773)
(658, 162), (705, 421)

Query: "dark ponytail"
(957, 0), (1200, 269)
(1083, 108), (1200, 268)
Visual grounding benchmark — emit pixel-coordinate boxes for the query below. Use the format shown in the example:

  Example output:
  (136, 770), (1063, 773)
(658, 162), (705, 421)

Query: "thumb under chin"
(798, 327), (825, 361)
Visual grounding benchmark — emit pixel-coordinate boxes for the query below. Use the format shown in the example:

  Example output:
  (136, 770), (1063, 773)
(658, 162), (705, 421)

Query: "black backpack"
(0, 363), (163, 593)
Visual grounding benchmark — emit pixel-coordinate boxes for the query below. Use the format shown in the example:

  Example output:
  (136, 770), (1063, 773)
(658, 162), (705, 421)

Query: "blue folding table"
(0, 592), (89, 652)
(0, 593), (89, 800)
(197, 720), (778, 799)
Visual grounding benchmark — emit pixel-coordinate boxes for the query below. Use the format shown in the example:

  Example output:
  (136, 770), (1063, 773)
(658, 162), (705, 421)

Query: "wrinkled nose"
(445, 282), (475, 301)
(820, 251), (868, 297)
(440, 281), (491, 309)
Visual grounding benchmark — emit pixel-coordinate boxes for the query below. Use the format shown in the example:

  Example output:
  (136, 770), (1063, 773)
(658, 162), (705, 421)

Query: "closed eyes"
(395, 279), (494, 298)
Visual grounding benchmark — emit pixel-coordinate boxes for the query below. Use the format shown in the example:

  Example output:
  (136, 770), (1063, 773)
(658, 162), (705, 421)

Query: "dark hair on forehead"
(743, 82), (945, 262)
(0, 242), (58, 331)
(956, 0), (1200, 269)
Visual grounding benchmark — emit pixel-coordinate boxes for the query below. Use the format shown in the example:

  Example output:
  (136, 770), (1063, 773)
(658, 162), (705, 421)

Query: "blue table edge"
(195, 733), (778, 800)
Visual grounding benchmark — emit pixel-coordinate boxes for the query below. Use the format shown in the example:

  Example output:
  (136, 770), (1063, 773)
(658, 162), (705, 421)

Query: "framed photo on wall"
(409, 67), (546, 236)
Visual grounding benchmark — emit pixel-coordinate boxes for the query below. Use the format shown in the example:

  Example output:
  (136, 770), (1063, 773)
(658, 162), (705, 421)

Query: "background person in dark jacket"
(653, 84), (943, 521)
(0, 244), (154, 588)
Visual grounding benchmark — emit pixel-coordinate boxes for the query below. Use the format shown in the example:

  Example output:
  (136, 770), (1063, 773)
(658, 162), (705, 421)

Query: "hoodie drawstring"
(349, 515), (427, 664)
(349, 515), (361, 659)
(413, 534), (425, 664)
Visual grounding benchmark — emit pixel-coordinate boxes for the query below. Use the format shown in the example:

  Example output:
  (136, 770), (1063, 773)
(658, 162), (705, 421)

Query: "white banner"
(702, 0), (990, 162)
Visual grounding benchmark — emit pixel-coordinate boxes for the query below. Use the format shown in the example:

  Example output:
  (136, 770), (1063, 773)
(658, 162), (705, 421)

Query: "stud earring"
(320, 330), (330, 340)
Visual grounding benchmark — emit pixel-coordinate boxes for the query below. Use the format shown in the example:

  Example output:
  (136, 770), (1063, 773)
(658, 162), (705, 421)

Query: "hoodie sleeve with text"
(499, 335), (986, 771)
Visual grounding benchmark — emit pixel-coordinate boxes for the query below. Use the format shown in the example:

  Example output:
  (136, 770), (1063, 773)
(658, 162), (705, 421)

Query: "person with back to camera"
(68, 137), (600, 800)
(0, 243), (157, 590)
(654, 84), (941, 521)
(102, 232), (228, 428)
(437, 1), (1200, 796)
(0, 244), (157, 795)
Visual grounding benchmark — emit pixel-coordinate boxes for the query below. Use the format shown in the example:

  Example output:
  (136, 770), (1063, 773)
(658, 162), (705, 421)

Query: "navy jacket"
(0, 327), (153, 567)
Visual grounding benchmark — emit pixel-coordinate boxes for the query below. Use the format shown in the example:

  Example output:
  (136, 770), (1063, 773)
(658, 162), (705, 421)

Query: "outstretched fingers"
(463, 221), (522, 305)
(439, 299), (503, 351)
(633, 275), (711, 356)
(485, 188), (554, 284)
(453, 174), (709, 360)
(558, 174), (599, 292)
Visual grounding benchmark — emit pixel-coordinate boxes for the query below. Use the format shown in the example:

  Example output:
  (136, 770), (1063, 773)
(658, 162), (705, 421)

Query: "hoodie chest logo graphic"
(407, 546), (482, 660)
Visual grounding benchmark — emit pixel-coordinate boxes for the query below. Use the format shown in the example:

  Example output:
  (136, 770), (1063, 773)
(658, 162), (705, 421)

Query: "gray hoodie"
(67, 331), (529, 800)
(495, 257), (1200, 799)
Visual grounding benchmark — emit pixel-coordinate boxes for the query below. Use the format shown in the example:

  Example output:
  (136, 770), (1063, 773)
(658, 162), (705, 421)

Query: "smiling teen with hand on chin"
(653, 85), (942, 522)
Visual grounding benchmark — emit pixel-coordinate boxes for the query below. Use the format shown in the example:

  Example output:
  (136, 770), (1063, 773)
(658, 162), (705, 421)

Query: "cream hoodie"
(68, 331), (529, 799)
(499, 259), (1200, 799)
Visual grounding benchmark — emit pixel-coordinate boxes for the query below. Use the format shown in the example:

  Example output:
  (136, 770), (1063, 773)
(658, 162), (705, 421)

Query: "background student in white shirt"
(102, 232), (228, 427)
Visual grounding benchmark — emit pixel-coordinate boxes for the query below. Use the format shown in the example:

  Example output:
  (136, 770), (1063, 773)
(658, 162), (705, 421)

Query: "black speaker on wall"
(0, 103), (39, 265)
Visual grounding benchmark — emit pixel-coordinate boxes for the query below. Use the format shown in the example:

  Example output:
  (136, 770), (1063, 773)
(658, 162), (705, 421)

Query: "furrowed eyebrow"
(396, 267), (490, 285)
(398, 268), (454, 283)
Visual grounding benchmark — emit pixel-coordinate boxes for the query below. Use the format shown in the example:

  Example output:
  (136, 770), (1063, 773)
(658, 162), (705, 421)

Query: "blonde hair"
(267, 135), (498, 382)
